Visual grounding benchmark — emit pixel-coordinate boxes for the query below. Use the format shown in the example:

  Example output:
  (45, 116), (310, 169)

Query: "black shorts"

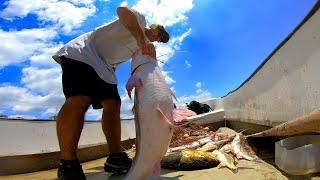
(60, 56), (120, 109)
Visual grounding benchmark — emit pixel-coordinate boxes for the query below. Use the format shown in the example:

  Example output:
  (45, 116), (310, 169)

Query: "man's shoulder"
(64, 31), (93, 45)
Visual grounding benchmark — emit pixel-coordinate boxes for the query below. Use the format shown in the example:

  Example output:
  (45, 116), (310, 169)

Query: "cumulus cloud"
(156, 28), (192, 65)
(120, 93), (134, 119)
(185, 60), (192, 68)
(0, 28), (57, 68)
(155, 28), (192, 85)
(133, 0), (194, 27)
(8, 114), (37, 119)
(196, 82), (202, 89)
(0, 85), (64, 115)
(21, 66), (62, 94)
(86, 108), (103, 120)
(162, 71), (175, 85)
(0, 0), (96, 33)
(120, 1), (128, 7)
(176, 90), (213, 107)
(196, 82), (204, 93)
(170, 28), (192, 49)
(0, 65), (65, 118)
(173, 82), (212, 107)
(29, 43), (64, 67)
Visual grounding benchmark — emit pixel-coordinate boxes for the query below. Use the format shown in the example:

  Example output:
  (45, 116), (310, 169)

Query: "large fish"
(124, 51), (174, 179)
(161, 150), (220, 170)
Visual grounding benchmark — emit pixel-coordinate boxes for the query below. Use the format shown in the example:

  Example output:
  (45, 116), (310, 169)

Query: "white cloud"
(155, 42), (175, 65)
(0, 28), (57, 68)
(0, 0), (96, 33)
(170, 28), (192, 49)
(21, 66), (62, 94)
(119, 91), (135, 119)
(120, 1), (128, 7)
(196, 82), (204, 94)
(162, 71), (176, 85)
(133, 0), (194, 27)
(176, 90), (213, 107)
(155, 28), (192, 85)
(86, 108), (103, 120)
(196, 82), (202, 89)
(0, 64), (64, 117)
(0, 85), (64, 115)
(29, 43), (64, 67)
(196, 89), (203, 94)
(8, 114), (37, 119)
(185, 60), (192, 68)
(156, 28), (192, 65)
(65, 0), (96, 5)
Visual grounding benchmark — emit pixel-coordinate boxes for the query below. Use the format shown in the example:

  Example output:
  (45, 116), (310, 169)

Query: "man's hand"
(126, 72), (143, 100)
(142, 42), (156, 59)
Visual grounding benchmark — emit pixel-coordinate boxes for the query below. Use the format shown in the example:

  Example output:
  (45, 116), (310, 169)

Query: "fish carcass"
(125, 52), (174, 180)
(226, 133), (259, 161)
(161, 150), (220, 170)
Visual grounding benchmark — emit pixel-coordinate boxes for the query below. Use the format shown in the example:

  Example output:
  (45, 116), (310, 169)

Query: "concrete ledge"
(186, 109), (225, 126)
(0, 139), (135, 175)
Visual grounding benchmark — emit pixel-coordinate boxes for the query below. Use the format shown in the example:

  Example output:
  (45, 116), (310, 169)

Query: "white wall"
(0, 119), (135, 156)
(223, 3), (320, 126)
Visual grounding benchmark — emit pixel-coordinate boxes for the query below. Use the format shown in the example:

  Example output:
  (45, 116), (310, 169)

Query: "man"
(52, 6), (169, 180)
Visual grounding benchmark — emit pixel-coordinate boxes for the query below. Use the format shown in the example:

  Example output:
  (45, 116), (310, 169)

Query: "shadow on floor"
(85, 166), (183, 180)
(248, 137), (320, 180)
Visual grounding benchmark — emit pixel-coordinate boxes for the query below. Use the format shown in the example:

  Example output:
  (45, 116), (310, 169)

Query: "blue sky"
(0, 0), (317, 120)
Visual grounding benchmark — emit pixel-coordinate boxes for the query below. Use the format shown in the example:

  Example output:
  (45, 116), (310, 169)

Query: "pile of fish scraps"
(161, 124), (261, 171)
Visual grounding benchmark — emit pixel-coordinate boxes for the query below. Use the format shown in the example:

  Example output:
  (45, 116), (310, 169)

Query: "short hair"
(150, 24), (170, 43)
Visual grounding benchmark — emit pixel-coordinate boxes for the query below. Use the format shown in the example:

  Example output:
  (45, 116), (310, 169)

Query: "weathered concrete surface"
(1, 155), (319, 180)
(223, 2), (320, 126)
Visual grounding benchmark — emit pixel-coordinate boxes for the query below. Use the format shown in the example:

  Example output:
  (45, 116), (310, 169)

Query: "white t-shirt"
(52, 9), (146, 84)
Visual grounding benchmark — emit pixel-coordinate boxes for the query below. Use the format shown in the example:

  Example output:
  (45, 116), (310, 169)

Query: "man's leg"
(102, 99), (132, 174)
(56, 96), (91, 160)
(57, 96), (91, 180)
(101, 99), (121, 153)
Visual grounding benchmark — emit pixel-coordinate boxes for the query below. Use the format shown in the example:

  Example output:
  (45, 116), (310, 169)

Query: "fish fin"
(156, 107), (173, 126)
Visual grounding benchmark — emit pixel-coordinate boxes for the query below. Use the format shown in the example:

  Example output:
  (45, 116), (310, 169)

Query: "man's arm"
(117, 7), (145, 48)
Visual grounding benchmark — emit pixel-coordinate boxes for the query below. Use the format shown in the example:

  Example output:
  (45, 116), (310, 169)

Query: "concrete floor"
(1, 152), (319, 180)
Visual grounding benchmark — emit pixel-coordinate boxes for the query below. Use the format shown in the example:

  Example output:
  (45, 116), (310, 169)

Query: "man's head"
(145, 24), (170, 43)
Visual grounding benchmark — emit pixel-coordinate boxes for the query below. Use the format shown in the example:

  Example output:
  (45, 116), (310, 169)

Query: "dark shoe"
(104, 152), (132, 175)
(57, 159), (86, 180)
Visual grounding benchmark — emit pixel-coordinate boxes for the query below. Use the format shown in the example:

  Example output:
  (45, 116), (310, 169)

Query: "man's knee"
(64, 96), (92, 113)
(102, 99), (121, 113)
